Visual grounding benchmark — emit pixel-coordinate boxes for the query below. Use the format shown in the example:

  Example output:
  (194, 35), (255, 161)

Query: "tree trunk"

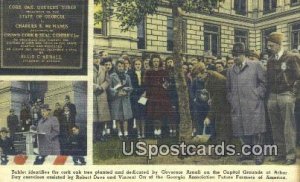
(172, 5), (193, 143)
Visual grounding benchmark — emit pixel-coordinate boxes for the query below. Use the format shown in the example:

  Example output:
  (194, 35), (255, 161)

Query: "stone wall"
(0, 82), (31, 127)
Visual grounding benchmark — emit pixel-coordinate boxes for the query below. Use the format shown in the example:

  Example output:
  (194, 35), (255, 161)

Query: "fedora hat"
(40, 104), (51, 111)
(232, 42), (246, 56)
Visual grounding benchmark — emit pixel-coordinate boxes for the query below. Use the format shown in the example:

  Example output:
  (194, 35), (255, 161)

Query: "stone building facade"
(94, 0), (300, 60)
(0, 81), (87, 132)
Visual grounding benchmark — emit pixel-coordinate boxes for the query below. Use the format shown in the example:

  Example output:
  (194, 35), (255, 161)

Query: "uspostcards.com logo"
(122, 142), (278, 159)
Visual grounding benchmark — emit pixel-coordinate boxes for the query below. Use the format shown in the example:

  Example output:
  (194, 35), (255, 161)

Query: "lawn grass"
(93, 137), (300, 165)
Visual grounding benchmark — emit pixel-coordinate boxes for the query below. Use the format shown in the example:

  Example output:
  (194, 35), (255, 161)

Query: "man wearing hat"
(0, 127), (15, 156)
(266, 32), (300, 165)
(32, 104), (60, 156)
(7, 109), (19, 139)
(227, 42), (267, 165)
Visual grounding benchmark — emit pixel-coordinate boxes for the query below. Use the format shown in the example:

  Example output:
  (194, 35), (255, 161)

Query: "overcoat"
(144, 69), (173, 120)
(7, 114), (19, 136)
(93, 65), (111, 122)
(109, 72), (133, 120)
(128, 70), (146, 120)
(227, 60), (266, 136)
(205, 71), (232, 142)
(37, 116), (60, 155)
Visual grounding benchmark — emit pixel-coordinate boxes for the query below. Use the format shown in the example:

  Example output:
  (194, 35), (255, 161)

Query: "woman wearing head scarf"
(109, 60), (133, 139)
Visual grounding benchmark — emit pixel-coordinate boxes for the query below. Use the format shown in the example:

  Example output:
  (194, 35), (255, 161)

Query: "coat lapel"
(233, 61), (249, 74)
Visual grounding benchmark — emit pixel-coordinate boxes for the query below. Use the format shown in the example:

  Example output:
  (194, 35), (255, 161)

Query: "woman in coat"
(109, 60), (133, 139)
(128, 58), (146, 139)
(93, 56), (112, 141)
(144, 54), (173, 138)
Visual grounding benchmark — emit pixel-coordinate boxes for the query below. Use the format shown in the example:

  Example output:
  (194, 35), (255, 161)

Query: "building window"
(94, 2), (107, 35)
(291, 0), (300, 6)
(234, 0), (247, 15)
(204, 24), (220, 56)
(291, 22), (300, 50)
(167, 17), (173, 51)
(137, 18), (146, 49)
(263, 0), (277, 14)
(166, 17), (187, 52)
(182, 19), (187, 53)
(234, 29), (249, 48)
(262, 26), (277, 52)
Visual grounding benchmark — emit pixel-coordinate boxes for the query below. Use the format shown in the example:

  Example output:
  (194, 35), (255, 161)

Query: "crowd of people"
(94, 32), (299, 165)
(0, 95), (86, 165)
(94, 49), (233, 140)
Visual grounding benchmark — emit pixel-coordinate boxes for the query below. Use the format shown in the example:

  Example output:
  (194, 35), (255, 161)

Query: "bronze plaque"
(1, 0), (87, 73)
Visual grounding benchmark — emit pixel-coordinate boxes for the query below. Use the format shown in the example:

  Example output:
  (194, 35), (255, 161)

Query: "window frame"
(261, 26), (277, 53)
(94, 2), (108, 36)
(234, 28), (249, 49)
(263, 0), (277, 14)
(167, 16), (174, 51)
(290, 21), (300, 50)
(234, 0), (247, 16)
(137, 18), (146, 50)
(203, 23), (221, 56)
(291, 0), (300, 7)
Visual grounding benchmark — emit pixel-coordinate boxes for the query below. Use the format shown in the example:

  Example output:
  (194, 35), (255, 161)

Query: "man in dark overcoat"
(7, 109), (19, 139)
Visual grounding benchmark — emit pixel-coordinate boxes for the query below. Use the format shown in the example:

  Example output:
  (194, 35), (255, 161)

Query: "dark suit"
(69, 133), (86, 165)
(20, 108), (32, 131)
(7, 114), (19, 138)
(60, 113), (75, 155)
(64, 103), (77, 122)
(0, 137), (15, 155)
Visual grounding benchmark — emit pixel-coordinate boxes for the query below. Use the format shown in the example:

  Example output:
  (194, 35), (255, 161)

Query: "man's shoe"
(236, 155), (253, 162)
(210, 154), (221, 160)
(255, 158), (264, 165)
(285, 159), (296, 165)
